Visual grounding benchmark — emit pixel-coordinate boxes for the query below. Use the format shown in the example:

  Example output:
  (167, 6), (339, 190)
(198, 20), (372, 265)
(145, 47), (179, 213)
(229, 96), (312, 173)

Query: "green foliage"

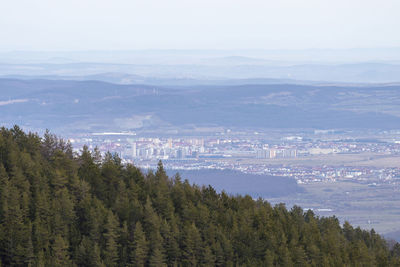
(0, 126), (399, 266)
(131, 222), (148, 267)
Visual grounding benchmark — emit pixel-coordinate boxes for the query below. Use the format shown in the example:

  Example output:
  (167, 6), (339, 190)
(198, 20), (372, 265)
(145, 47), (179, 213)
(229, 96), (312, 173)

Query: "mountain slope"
(0, 126), (399, 266)
(1, 78), (400, 133)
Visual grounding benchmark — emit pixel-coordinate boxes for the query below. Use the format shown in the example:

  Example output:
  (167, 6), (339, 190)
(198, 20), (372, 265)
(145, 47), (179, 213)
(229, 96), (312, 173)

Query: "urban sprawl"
(68, 130), (400, 186)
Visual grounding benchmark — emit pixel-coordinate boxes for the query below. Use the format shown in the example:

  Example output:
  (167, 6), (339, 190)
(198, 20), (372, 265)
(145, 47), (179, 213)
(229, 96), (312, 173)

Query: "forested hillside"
(2, 78), (400, 133)
(0, 126), (399, 266)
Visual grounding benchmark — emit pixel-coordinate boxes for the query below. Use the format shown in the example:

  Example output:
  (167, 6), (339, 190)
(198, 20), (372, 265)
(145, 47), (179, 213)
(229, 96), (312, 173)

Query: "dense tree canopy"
(0, 126), (399, 266)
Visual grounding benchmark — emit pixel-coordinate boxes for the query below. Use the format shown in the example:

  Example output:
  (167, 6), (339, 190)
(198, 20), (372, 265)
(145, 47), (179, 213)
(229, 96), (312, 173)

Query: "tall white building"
(132, 142), (137, 158)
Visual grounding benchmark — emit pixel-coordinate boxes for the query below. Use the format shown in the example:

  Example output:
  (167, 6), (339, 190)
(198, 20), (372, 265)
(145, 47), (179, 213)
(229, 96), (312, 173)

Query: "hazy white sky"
(1, 0), (399, 51)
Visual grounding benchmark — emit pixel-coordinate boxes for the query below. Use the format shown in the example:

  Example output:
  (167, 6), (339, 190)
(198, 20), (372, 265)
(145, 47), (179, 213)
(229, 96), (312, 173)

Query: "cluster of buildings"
(71, 135), (302, 160)
(68, 132), (400, 186)
(123, 138), (205, 160)
(256, 148), (297, 159)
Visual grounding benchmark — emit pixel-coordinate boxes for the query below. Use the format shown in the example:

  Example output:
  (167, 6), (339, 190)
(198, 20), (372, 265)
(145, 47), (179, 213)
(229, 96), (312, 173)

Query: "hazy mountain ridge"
(1, 60), (400, 83)
(1, 78), (400, 133)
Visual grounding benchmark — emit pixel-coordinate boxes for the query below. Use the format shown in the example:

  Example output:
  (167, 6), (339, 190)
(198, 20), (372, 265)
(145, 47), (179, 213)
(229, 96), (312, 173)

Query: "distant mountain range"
(1, 61), (400, 84)
(1, 78), (400, 134)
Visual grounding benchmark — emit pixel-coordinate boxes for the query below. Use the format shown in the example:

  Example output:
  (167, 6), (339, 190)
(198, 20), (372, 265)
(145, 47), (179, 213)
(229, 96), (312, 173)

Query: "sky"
(0, 0), (399, 51)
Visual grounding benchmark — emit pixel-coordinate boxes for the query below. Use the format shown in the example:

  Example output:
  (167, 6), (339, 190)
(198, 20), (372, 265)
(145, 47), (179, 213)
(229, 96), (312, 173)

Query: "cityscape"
(68, 129), (400, 186)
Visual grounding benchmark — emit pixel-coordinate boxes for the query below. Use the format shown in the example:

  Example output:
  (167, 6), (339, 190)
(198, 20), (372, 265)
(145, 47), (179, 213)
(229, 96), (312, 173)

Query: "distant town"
(68, 129), (400, 186)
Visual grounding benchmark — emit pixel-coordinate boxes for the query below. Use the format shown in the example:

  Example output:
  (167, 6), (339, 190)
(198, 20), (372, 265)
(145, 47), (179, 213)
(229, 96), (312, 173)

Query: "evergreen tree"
(201, 245), (216, 266)
(130, 222), (148, 267)
(149, 247), (167, 267)
(51, 235), (71, 267)
(103, 211), (119, 267)
(76, 236), (104, 267)
(180, 222), (202, 266)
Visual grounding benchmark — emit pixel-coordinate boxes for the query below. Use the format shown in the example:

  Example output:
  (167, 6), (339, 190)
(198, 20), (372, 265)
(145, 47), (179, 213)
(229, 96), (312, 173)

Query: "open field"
(215, 152), (400, 168)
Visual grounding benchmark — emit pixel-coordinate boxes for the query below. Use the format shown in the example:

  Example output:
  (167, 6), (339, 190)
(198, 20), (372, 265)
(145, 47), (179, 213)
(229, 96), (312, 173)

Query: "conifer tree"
(180, 222), (202, 266)
(51, 235), (71, 267)
(201, 245), (216, 266)
(103, 211), (119, 267)
(130, 222), (148, 267)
